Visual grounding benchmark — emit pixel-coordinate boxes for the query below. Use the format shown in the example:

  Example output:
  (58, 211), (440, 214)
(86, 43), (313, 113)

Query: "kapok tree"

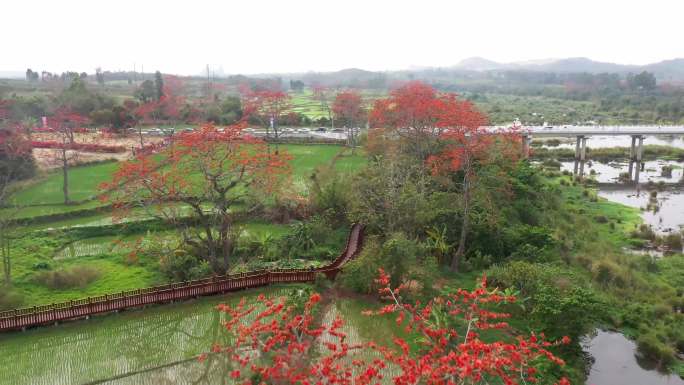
(370, 81), (487, 160)
(211, 271), (571, 385)
(241, 87), (292, 144)
(102, 123), (292, 273)
(427, 123), (520, 272)
(332, 90), (366, 153)
(46, 108), (90, 204)
(371, 81), (518, 271)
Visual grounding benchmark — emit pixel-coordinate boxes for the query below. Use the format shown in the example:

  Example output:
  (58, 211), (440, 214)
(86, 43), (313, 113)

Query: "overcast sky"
(2, 0), (682, 75)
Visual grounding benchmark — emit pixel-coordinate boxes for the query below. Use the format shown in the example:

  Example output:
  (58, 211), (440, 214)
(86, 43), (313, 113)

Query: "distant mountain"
(450, 57), (684, 80)
(642, 59), (684, 82)
(454, 57), (504, 71)
(530, 57), (636, 73)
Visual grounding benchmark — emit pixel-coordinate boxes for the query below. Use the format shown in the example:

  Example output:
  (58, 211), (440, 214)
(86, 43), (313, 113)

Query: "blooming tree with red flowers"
(101, 122), (292, 273)
(241, 87), (292, 144)
(332, 90), (366, 152)
(371, 81), (520, 271)
(370, 81), (488, 159)
(211, 270), (571, 385)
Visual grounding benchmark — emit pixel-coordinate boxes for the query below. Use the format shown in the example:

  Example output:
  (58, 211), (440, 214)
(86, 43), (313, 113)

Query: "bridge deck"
(504, 126), (684, 137)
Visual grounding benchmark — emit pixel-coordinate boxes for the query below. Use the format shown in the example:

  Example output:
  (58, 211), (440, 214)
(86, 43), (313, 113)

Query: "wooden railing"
(0, 223), (364, 333)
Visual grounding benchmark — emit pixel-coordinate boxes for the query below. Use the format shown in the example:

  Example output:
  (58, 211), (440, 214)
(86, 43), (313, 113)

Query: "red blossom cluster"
(212, 271), (571, 385)
(370, 81), (487, 136)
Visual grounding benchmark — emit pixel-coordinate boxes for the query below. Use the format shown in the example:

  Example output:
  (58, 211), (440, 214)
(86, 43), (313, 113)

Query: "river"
(584, 330), (684, 385)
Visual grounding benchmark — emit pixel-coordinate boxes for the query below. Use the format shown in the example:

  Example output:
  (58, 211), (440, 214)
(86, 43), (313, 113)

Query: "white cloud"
(2, 0), (682, 75)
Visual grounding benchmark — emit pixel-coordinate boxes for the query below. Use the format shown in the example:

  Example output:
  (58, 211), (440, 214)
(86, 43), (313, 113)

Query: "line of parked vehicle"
(130, 127), (350, 136)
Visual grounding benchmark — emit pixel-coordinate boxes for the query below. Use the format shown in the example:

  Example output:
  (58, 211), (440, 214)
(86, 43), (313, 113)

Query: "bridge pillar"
(628, 135), (637, 178)
(578, 136), (588, 178)
(521, 134), (532, 159)
(634, 135), (644, 183)
(573, 135), (582, 176)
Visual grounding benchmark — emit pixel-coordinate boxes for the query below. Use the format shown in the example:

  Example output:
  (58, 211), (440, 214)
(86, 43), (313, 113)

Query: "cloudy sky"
(2, 0), (682, 75)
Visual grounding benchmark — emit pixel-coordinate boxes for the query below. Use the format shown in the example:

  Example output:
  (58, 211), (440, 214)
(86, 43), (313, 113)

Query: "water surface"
(584, 330), (684, 385)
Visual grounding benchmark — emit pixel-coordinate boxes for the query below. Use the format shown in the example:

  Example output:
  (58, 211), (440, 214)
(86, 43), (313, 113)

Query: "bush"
(591, 259), (630, 288)
(636, 332), (676, 367)
(159, 252), (212, 282)
(340, 234), (436, 296)
(34, 265), (101, 289)
(594, 215), (609, 224)
(488, 261), (603, 340)
(661, 233), (682, 251)
(0, 286), (24, 310)
(32, 261), (51, 270)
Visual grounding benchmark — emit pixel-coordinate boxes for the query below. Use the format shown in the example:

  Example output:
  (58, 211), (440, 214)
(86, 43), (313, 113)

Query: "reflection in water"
(542, 135), (684, 150)
(559, 160), (684, 234)
(0, 290), (279, 385)
(584, 330), (684, 385)
(560, 160), (684, 184)
(0, 292), (404, 385)
(598, 189), (684, 234)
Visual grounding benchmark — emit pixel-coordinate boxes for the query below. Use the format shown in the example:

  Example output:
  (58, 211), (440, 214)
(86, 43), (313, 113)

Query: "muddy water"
(560, 160), (684, 233)
(583, 330), (684, 385)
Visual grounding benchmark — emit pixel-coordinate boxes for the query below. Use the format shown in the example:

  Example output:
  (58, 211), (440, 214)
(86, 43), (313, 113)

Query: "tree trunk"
(1, 233), (10, 284)
(62, 149), (70, 205)
(138, 127), (145, 148)
(451, 170), (471, 272)
(219, 216), (233, 273)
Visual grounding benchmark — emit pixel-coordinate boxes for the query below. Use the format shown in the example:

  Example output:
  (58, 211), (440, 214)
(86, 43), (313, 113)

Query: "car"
(315, 127), (327, 132)
(332, 128), (344, 133)
(297, 128), (311, 133)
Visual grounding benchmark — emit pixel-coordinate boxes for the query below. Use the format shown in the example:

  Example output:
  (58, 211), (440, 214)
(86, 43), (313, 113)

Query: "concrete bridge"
(509, 125), (684, 183)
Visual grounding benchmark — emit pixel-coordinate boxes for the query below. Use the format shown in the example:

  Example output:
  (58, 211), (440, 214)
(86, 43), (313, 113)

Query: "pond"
(583, 330), (684, 385)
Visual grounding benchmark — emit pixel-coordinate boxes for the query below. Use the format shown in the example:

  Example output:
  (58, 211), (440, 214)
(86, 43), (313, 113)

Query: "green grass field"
(6, 144), (366, 220)
(10, 161), (120, 206)
(3, 143), (367, 308)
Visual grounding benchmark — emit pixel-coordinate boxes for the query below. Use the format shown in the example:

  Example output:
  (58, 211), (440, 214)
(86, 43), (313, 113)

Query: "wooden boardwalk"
(0, 224), (364, 333)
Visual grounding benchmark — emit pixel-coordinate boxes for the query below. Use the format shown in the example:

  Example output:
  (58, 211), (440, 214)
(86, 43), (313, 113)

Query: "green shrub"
(636, 332), (676, 367)
(488, 261), (603, 340)
(0, 286), (24, 310)
(32, 262), (51, 270)
(34, 265), (101, 289)
(159, 253), (212, 282)
(340, 234), (435, 296)
(591, 259), (630, 288)
(594, 215), (609, 224)
(661, 233), (682, 251)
